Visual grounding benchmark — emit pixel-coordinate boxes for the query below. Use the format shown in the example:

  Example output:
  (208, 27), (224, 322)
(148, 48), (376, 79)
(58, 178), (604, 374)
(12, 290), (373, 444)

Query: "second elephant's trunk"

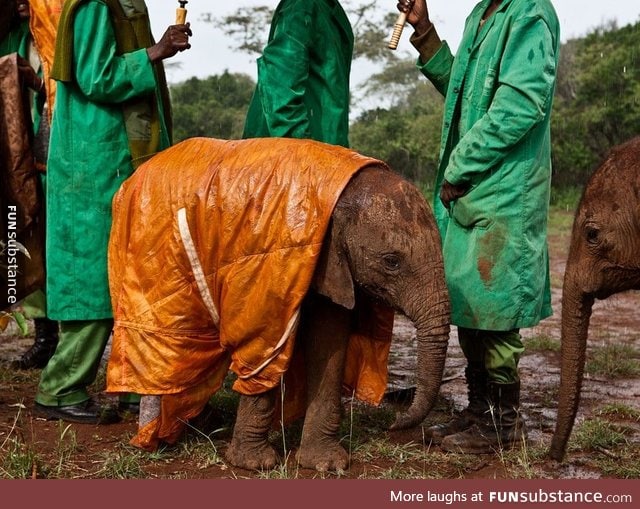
(549, 276), (594, 462)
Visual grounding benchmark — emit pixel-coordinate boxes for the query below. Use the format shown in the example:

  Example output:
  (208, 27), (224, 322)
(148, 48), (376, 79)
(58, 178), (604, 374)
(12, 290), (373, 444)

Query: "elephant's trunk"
(549, 274), (594, 462)
(390, 284), (450, 430)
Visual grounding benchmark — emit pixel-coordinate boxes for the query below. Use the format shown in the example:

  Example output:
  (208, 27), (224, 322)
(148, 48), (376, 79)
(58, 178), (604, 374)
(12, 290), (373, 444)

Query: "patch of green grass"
(586, 343), (640, 378)
(548, 205), (576, 231)
(46, 422), (79, 478)
(499, 442), (548, 479)
(445, 451), (489, 478)
(0, 362), (39, 386)
(597, 403), (640, 421)
(354, 438), (424, 464)
(174, 431), (226, 470)
(358, 464), (435, 479)
(573, 414), (640, 479)
(0, 438), (37, 479)
(570, 418), (630, 451)
(547, 206), (576, 266)
(338, 399), (394, 450)
(537, 386), (560, 409)
(254, 454), (304, 479)
(95, 448), (146, 479)
(524, 334), (561, 353)
(550, 186), (582, 211)
(0, 403), (41, 479)
(354, 438), (448, 479)
(137, 417), (228, 471)
(594, 446), (640, 478)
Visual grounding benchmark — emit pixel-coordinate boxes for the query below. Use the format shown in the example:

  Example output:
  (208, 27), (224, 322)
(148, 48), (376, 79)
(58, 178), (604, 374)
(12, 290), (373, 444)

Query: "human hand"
(147, 23), (192, 62)
(439, 180), (469, 210)
(17, 56), (44, 94)
(396, 0), (432, 35)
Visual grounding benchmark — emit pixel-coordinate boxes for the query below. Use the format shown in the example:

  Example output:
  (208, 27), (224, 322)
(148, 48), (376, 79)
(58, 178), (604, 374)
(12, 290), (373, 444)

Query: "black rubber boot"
(423, 362), (489, 444)
(440, 381), (527, 454)
(13, 318), (59, 370)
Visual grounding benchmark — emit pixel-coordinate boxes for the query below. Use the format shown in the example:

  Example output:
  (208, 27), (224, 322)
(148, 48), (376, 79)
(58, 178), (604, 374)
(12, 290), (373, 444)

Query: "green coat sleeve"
(417, 41), (454, 98)
(445, 16), (558, 185)
(255, 5), (313, 138)
(72, 2), (156, 103)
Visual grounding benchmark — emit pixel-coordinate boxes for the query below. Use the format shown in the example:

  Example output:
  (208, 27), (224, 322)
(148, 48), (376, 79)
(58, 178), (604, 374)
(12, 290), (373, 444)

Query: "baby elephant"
(106, 137), (450, 471)
(550, 136), (640, 462)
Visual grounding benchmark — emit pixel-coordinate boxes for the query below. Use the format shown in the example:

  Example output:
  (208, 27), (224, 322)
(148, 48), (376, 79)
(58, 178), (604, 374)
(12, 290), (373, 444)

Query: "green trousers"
(35, 319), (112, 406)
(457, 327), (524, 384)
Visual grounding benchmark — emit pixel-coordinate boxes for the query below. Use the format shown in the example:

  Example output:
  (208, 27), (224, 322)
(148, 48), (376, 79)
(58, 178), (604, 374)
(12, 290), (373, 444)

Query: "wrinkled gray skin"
(550, 137), (640, 462)
(224, 165), (451, 472)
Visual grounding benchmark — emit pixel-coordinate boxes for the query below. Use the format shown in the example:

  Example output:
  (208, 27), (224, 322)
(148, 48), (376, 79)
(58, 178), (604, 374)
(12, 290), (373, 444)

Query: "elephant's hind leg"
(296, 295), (351, 471)
(225, 390), (279, 470)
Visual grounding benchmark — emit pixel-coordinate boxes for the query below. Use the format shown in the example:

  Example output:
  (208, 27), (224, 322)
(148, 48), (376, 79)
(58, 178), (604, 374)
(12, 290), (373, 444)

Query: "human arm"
(444, 15), (558, 186)
(255, 5), (314, 138)
(72, 3), (188, 103)
(397, 0), (450, 96)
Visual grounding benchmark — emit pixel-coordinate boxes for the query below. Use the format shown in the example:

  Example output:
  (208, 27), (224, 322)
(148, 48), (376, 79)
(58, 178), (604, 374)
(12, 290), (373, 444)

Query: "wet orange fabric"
(28, 0), (63, 121)
(106, 137), (394, 449)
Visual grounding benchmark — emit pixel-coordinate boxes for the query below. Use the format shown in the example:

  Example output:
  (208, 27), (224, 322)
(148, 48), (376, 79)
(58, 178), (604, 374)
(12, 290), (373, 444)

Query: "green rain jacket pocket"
(477, 65), (498, 112)
(450, 182), (496, 230)
(465, 56), (498, 114)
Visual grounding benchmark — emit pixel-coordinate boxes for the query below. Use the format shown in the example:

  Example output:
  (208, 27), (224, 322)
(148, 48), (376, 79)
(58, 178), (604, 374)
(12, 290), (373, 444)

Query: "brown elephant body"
(107, 137), (450, 472)
(550, 136), (640, 461)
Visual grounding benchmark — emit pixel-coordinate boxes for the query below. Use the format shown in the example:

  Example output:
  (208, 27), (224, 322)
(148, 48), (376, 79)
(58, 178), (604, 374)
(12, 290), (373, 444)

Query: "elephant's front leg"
(297, 294), (351, 471)
(225, 389), (279, 470)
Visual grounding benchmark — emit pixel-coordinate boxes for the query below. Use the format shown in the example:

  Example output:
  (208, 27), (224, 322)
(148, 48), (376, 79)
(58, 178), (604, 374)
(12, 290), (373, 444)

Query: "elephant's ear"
(312, 218), (355, 309)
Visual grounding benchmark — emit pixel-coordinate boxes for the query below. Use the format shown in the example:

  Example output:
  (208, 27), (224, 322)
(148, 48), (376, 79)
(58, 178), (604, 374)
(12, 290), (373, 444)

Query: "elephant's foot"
(225, 438), (279, 471)
(225, 391), (279, 470)
(296, 437), (349, 472)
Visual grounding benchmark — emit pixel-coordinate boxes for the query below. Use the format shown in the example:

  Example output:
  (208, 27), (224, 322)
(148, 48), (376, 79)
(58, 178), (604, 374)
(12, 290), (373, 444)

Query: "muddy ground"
(0, 209), (638, 479)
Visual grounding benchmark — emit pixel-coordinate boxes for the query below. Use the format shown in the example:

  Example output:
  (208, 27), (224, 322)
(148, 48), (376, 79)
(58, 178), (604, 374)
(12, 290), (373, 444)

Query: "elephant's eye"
(382, 254), (401, 271)
(585, 225), (600, 245)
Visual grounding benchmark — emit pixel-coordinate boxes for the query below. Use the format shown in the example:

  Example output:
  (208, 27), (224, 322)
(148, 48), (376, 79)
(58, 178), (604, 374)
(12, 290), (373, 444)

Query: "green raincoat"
(45, 0), (171, 320)
(242, 0), (353, 146)
(0, 19), (29, 57)
(419, 0), (559, 330)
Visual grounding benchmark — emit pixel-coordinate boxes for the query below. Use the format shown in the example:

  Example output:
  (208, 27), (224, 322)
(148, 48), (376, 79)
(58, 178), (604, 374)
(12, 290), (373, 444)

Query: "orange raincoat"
(107, 137), (394, 449)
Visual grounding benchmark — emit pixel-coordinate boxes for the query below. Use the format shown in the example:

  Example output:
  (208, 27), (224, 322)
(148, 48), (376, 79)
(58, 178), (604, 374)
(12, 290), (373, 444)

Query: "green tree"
(204, 1), (398, 65)
(350, 81), (443, 190)
(551, 21), (640, 189)
(169, 72), (255, 141)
